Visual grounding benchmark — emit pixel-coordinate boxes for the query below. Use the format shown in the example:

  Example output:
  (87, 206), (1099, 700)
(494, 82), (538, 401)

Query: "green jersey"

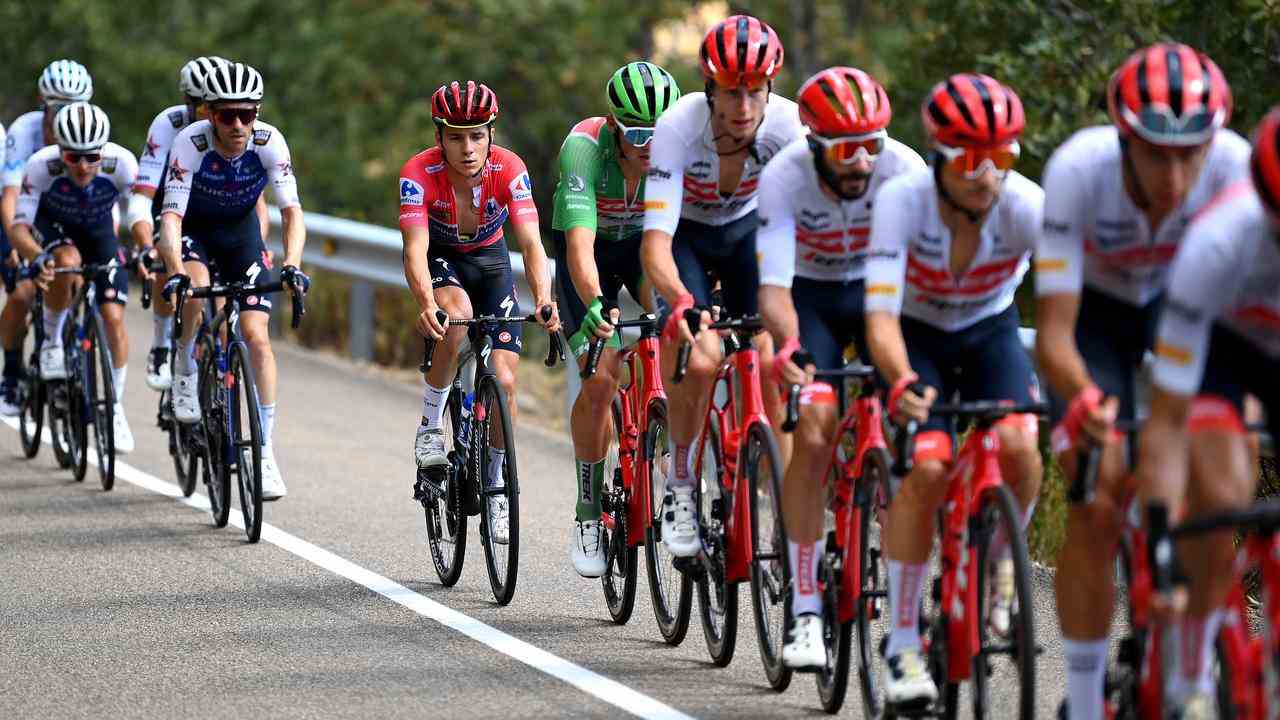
(551, 117), (646, 243)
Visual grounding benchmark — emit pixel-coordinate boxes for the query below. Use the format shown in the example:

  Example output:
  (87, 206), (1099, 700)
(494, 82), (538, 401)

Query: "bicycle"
(16, 264), (48, 461)
(581, 314), (693, 636)
(417, 308), (564, 606)
(780, 363), (894, 713)
(671, 313), (787, 673)
(140, 257), (199, 498)
(893, 399), (1046, 719)
(172, 277), (304, 543)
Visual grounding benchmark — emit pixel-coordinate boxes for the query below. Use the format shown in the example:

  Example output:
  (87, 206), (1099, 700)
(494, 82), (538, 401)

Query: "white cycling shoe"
(988, 557), (1015, 637)
(145, 347), (172, 391)
(171, 371), (201, 424)
(782, 613), (827, 670)
(112, 403), (134, 454)
(660, 486), (699, 557)
(570, 519), (606, 578)
(414, 425), (447, 468)
(885, 647), (938, 709)
(260, 446), (286, 501)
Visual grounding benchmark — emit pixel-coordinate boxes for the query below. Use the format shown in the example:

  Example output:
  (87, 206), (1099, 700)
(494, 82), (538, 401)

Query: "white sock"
(667, 436), (695, 489)
(421, 383), (449, 429)
(153, 315), (173, 349)
(1063, 638), (1107, 720)
(789, 539), (825, 617)
(112, 365), (126, 403)
(43, 307), (68, 344)
(486, 447), (505, 489)
(258, 403), (276, 447)
(175, 341), (196, 375)
(885, 559), (927, 657)
(1167, 609), (1226, 700)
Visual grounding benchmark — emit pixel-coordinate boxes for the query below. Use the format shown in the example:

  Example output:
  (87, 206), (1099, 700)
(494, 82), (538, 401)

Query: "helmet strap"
(1118, 137), (1152, 211)
(930, 152), (983, 224)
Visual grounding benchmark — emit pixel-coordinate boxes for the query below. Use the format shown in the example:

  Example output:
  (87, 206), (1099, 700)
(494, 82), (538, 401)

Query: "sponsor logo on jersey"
(20, 176), (35, 194)
(399, 178), (425, 206)
(485, 198), (499, 217)
(1164, 297), (1204, 324)
(1034, 258), (1068, 273)
(168, 159), (188, 183)
(499, 330), (512, 344)
(1043, 218), (1071, 235)
(102, 157), (118, 174)
(1154, 340), (1193, 366)
(647, 167), (672, 180)
(509, 172), (533, 201)
(426, 162), (446, 174)
(643, 200), (667, 210)
(277, 161), (293, 177)
(431, 199), (451, 210)
(866, 283), (900, 296)
(567, 174), (585, 192)
(253, 129), (272, 146)
(45, 159), (65, 178)
(192, 134), (208, 152)
(168, 111), (186, 128)
(144, 135), (161, 158)
(868, 249), (900, 260)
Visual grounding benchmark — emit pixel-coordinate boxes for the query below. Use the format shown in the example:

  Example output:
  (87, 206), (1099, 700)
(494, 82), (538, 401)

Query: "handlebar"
(172, 277), (306, 341)
(582, 298), (621, 380)
(420, 307), (565, 373)
(581, 312), (658, 380)
(888, 390), (1048, 476)
(672, 311), (765, 384)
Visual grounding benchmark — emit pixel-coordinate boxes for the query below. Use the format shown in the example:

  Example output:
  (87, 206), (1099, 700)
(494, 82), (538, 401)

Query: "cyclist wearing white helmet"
(0, 59), (93, 417)
(158, 61), (308, 501)
(133, 56), (270, 392)
(8, 102), (153, 452)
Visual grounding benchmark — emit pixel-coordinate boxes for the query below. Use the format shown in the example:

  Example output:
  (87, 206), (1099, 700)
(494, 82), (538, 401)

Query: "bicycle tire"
(199, 334), (231, 529)
(49, 382), (72, 469)
(477, 375), (520, 605)
(696, 418), (739, 666)
(172, 410), (199, 498)
(601, 397), (638, 625)
(850, 447), (892, 718)
(63, 319), (89, 482)
(424, 380), (467, 586)
(746, 419), (791, 690)
(642, 398), (693, 645)
(18, 368), (44, 459)
(88, 311), (115, 491)
(971, 484), (1036, 720)
(229, 341), (264, 543)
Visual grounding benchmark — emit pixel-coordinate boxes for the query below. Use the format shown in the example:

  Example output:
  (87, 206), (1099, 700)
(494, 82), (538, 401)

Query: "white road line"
(3, 416), (694, 720)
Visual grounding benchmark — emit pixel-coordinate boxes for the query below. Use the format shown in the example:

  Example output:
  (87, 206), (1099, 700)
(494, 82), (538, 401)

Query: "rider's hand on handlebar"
(31, 252), (55, 291)
(581, 296), (617, 341)
(773, 338), (814, 387)
(536, 302), (561, 333)
(3, 249), (17, 269)
(281, 264), (311, 295)
(135, 247), (156, 282)
(161, 273), (190, 303)
(417, 303), (448, 341)
(890, 375), (936, 425)
(1082, 396), (1119, 445)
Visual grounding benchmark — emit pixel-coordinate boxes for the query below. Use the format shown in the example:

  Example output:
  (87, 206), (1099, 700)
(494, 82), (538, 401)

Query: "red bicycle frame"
(602, 321), (666, 549)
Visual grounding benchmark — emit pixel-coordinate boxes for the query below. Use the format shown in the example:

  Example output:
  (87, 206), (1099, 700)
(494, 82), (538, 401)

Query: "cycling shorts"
(430, 241), (523, 354)
(180, 210), (274, 314)
(655, 212), (759, 325)
(552, 229), (644, 357)
(902, 305), (1038, 434)
(793, 276), (867, 370)
(1198, 324), (1280, 441)
(36, 215), (129, 306)
(0, 226), (15, 294)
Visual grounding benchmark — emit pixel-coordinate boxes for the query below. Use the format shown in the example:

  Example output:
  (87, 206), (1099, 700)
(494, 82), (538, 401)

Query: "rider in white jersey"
(0, 60), (92, 417)
(756, 66), (924, 670)
(864, 73), (1044, 709)
(1034, 43), (1248, 720)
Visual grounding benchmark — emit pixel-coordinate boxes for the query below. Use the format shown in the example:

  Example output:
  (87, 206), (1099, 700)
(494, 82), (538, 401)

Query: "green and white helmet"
(606, 61), (680, 125)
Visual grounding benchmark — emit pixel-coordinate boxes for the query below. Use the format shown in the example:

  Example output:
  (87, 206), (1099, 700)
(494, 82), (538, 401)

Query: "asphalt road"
(0, 303), (1068, 718)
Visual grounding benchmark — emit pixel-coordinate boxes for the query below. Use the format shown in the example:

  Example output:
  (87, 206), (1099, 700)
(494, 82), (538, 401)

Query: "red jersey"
(397, 145), (539, 253)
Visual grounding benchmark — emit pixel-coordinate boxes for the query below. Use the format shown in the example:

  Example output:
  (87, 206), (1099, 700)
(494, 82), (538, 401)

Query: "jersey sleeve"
(1035, 146), (1087, 296)
(642, 116), (685, 236)
(397, 157), (429, 231)
(134, 112), (172, 192)
(12, 155), (51, 227)
(553, 132), (601, 233)
(864, 175), (913, 315)
(3, 125), (36, 189)
(500, 153), (539, 226)
(160, 130), (199, 218)
(755, 161), (798, 288)
(262, 131), (301, 210)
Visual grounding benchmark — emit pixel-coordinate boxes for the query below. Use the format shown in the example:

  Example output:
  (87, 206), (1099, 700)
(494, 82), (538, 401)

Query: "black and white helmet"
(53, 102), (110, 152)
(179, 56), (228, 99)
(38, 59), (93, 103)
(203, 61), (264, 103)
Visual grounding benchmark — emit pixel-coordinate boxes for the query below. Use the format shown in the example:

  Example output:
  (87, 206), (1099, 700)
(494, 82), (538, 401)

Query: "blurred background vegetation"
(4, 0), (1277, 561)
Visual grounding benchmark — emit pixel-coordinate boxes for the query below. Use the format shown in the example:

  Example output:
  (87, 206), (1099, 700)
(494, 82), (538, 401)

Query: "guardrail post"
(349, 280), (375, 362)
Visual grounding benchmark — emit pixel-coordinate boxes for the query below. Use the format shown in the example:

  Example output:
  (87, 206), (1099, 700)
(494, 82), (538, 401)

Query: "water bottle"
(457, 392), (474, 450)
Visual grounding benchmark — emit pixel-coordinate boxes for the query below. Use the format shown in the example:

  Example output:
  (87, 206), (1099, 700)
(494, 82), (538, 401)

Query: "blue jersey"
(13, 142), (137, 230)
(162, 119), (299, 222)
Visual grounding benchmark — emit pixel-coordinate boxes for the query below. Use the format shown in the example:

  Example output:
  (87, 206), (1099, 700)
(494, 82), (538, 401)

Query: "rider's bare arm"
(279, 205), (305, 268)
(565, 226), (603, 305)
(511, 219), (554, 312)
(1035, 292), (1094, 401)
(640, 228), (687, 307)
(1136, 388), (1192, 510)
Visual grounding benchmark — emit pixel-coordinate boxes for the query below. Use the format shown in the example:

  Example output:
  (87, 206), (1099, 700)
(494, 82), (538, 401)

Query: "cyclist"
(159, 61), (310, 501)
(402, 80), (560, 545)
(756, 66), (925, 668)
(8, 103), (151, 453)
(555, 61), (681, 577)
(640, 13), (804, 558)
(1034, 43), (1248, 720)
(134, 56), (270, 393)
(1, 59), (93, 417)
(1135, 108), (1280, 718)
(864, 73), (1043, 708)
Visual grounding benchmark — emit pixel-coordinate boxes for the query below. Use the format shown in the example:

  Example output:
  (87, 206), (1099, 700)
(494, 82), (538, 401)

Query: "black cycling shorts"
(180, 210), (274, 314)
(36, 215), (129, 306)
(551, 229), (644, 354)
(792, 276), (868, 370)
(1199, 323), (1280, 441)
(430, 241), (523, 354)
(655, 211), (759, 325)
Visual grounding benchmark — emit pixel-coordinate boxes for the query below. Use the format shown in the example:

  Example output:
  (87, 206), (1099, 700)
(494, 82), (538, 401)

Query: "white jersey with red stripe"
(864, 167), (1043, 331)
(642, 91), (804, 235)
(1151, 184), (1280, 396)
(1035, 125), (1250, 305)
(757, 136), (925, 287)
(135, 104), (193, 192)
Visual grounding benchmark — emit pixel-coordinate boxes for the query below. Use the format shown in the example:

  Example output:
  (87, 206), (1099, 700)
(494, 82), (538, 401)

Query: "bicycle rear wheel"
(200, 336), (231, 528)
(87, 311), (115, 491)
(229, 341), (264, 543)
(477, 375), (519, 605)
(696, 419), (739, 666)
(171, 399), (199, 498)
(601, 397), (638, 625)
(423, 379), (466, 586)
(746, 419), (790, 690)
(642, 398), (693, 645)
(851, 447), (892, 718)
(49, 380), (73, 469)
(971, 484), (1036, 720)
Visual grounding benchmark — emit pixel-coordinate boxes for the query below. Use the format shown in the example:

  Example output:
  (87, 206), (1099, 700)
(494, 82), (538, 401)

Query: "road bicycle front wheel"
(642, 398), (693, 645)
(18, 368), (44, 459)
(229, 341), (264, 543)
(696, 419), (739, 667)
(744, 419), (789, 690)
(852, 447), (892, 718)
(87, 312), (115, 491)
(971, 484), (1036, 720)
(423, 378), (466, 587)
(198, 336), (231, 528)
(601, 397), (638, 625)
(477, 375), (519, 605)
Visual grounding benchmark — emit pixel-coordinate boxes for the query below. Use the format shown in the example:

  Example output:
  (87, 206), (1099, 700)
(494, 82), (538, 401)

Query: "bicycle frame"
(605, 320), (665, 550)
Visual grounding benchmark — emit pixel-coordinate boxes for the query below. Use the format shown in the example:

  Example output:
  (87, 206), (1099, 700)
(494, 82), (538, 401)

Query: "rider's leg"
(239, 309), (275, 430)
(785, 390), (838, 616)
(43, 245), (81, 342)
(571, 348), (622, 520)
(1, 281), (34, 380)
(884, 450), (949, 658)
(97, 300), (128, 394)
(421, 284), (470, 425)
(173, 260), (211, 371)
(659, 329), (722, 487)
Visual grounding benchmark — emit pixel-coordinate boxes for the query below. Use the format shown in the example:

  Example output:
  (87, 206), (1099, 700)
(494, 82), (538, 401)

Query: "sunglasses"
(613, 116), (655, 147)
(213, 107), (258, 126)
(1120, 106), (1222, 147)
(808, 131), (886, 165)
(62, 151), (102, 165)
(935, 141), (1020, 179)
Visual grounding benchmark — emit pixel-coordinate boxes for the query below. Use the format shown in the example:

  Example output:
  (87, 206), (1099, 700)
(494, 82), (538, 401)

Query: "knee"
(580, 371), (616, 410)
(1066, 491), (1124, 547)
(495, 365), (517, 398)
(1000, 426), (1043, 474)
(901, 460), (948, 504)
(243, 323), (273, 355)
(796, 406), (835, 459)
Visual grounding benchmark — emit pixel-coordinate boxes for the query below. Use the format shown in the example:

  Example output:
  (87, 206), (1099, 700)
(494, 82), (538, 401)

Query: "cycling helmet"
(53, 102), (110, 151)
(922, 73), (1024, 147)
(431, 81), (499, 128)
(204, 62), (264, 103)
(1253, 107), (1280, 218)
(1108, 42), (1231, 147)
(797, 66), (890, 136)
(38, 59), (93, 103)
(699, 15), (784, 89)
(180, 56), (227, 99)
(607, 61), (681, 125)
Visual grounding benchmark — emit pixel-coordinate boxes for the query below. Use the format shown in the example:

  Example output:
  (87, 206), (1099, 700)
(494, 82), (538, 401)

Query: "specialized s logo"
(399, 178), (424, 206)
(509, 172), (533, 202)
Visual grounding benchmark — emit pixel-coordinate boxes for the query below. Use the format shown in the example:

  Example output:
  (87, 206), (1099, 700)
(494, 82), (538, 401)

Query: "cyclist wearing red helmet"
(640, 13), (805, 559)
(755, 66), (925, 669)
(1034, 43), (1249, 720)
(864, 73), (1044, 709)
(399, 80), (560, 544)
